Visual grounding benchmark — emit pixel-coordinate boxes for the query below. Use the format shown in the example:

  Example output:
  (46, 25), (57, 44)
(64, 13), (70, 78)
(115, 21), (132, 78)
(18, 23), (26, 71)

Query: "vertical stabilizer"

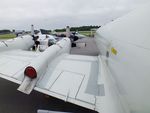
(31, 25), (34, 36)
(66, 26), (71, 37)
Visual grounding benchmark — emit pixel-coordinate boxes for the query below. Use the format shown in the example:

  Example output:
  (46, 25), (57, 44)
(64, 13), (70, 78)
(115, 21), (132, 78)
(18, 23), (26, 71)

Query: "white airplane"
(31, 25), (57, 51)
(73, 32), (87, 39)
(0, 2), (149, 113)
(36, 35), (57, 52)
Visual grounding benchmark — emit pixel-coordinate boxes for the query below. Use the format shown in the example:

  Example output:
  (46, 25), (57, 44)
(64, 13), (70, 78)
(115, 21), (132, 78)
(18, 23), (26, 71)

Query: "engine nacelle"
(18, 38), (71, 94)
(0, 35), (34, 52)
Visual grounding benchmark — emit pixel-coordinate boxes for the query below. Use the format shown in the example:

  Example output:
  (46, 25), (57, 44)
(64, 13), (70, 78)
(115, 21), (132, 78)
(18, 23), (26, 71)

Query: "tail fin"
(66, 26), (71, 37)
(31, 24), (34, 36)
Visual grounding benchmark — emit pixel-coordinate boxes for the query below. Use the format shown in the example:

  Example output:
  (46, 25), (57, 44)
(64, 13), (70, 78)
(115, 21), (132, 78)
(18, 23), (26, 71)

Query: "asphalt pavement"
(71, 37), (99, 56)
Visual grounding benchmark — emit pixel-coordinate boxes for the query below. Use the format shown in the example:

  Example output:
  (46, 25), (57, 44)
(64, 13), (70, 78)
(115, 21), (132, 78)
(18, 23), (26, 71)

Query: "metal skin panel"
(0, 35), (34, 51)
(0, 50), (39, 84)
(35, 54), (98, 110)
(96, 3), (150, 50)
(50, 71), (84, 98)
(95, 2), (150, 113)
(0, 60), (28, 77)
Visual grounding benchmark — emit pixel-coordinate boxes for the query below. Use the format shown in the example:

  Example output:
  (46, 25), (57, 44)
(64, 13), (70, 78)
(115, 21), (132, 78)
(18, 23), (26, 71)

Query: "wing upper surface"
(0, 49), (99, 110)
(35, 54), (99, 110)
(0, 50), (40, 83)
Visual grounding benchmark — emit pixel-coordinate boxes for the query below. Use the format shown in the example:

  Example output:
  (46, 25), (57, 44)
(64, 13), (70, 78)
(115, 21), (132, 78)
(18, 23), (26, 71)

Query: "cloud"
(0, 0), (148, 30)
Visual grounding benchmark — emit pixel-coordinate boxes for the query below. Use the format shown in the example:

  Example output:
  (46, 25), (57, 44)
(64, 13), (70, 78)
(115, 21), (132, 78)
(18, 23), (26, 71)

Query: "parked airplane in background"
(73, 32), (86, 39)
(0, 2), (149, 113)
(31, 25), (57, 51)
(36, 35), (57, 52)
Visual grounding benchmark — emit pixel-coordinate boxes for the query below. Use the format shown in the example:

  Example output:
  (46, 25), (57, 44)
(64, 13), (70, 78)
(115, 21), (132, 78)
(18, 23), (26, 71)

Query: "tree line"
(0, 30), (11, 34)
(0, 25), (100, 35)
(55, 25), (100, 32)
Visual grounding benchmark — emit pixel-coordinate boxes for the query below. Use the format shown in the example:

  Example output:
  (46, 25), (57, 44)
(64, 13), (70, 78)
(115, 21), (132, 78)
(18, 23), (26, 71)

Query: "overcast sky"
(0, 0), (149, 30)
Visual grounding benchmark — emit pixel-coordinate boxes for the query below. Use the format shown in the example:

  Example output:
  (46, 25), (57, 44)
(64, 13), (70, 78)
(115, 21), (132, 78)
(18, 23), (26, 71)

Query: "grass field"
(56, 31), (96, 37)
(0, 34), (16, 39)
(78, 31), (95, 37)
(0, 31), (95, 39)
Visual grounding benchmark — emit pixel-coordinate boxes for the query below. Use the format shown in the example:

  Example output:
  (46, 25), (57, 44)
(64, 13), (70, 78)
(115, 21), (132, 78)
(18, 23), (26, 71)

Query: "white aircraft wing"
(0, 50), (98, 111)
(0, 38), (99, 111)
(0, 50), (40, 84)
(35, 54), (98, 110)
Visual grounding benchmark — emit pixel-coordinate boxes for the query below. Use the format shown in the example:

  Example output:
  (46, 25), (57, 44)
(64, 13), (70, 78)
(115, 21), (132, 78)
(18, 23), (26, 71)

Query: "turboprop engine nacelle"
(0, 35), (34, 52)
(18, 38), (71, 94)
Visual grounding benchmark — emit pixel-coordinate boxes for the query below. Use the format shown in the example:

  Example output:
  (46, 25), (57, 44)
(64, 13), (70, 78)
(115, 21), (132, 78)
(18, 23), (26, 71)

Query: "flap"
(35, 54), (99, 110)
